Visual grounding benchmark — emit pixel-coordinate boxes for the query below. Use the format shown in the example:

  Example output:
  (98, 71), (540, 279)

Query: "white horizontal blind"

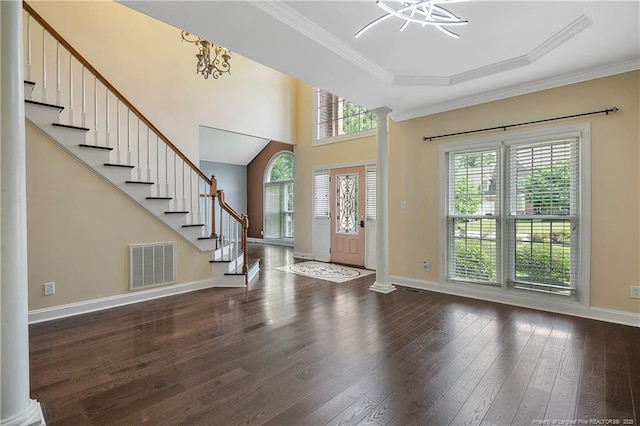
(506, 137), (579, 295)
(313, 171), (329, 218)
(447, 149), (499, 284)
(366, 168), (376, 220)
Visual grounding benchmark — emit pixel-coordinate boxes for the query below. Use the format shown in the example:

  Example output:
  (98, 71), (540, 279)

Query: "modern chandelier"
(181, 31), (231, 80)
(355, 0), (468, 39)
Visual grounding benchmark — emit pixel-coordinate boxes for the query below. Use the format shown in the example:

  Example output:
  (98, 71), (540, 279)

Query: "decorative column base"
(369, 281), (397, 294)
(0, 399), (45, 426)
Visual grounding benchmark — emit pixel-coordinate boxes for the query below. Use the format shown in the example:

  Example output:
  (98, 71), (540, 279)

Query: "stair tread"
(197, 236), (216, 240)
(25, 99), (64, 112)
(79, 144), (113, 151)
(52, 122), (90, 132)
(224, 260), (259, 275)
(165, 211), (189, 214)
(146, 197), (173, 200)
(182, 224), (204, 227)
(126, 180), (154, 185)
(104, 163), (135, 168)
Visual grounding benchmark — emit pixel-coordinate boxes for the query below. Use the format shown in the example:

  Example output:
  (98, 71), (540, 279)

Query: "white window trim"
(438, 123), (591, 308)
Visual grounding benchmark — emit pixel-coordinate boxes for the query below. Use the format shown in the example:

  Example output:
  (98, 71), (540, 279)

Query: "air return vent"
(129, 242), (176, 291)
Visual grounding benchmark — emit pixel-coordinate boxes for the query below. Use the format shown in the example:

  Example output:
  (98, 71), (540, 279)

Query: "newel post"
(242, 215), (249, 274)
(210, 175), (217, 238)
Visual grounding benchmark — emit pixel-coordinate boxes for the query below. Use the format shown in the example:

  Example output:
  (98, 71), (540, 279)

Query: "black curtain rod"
(422, 107), (619, 142)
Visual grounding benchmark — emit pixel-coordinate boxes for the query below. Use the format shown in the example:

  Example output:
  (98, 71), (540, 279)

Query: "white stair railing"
(22, 2), (248, 274)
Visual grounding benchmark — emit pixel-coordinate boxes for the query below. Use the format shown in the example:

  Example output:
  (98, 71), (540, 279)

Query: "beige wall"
(28, 0), (297, 162)
(26, 124), (211, 310)
(293, 81), (377, 255)
(391, 71), (640, 314)
(294, 72), (640, 314)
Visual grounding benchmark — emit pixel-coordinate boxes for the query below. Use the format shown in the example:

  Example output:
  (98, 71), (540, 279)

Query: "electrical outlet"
(44, 282), (55, 296)
(422, 260), (430, 272)
(631, 286), (640, 299)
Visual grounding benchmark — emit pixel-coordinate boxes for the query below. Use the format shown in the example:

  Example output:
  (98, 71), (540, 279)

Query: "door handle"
(360, 220), (365, 228)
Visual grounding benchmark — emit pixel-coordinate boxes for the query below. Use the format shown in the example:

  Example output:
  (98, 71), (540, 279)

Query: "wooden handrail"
(217, 190), (245, 224)
(216, 184), (249, 276)
(22, 1), (210, 184)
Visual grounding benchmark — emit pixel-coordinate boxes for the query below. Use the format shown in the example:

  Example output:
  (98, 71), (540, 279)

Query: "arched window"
(264, 152), (294, 240)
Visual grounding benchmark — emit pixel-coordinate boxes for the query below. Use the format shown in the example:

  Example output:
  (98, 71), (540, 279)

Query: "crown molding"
(250, 1), (394, 84)
(391, 58), (640, 122)
(393, 13), (593, 87)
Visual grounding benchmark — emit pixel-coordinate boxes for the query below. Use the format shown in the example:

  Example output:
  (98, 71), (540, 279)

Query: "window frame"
(439, 124), (591, 306)
(263, 151), (295, 241)
(313, 88), (377, 146)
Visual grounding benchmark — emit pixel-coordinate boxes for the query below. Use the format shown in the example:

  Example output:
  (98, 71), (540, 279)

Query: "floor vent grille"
(129, 242), (176, 291)
(401, 287), (423, 294)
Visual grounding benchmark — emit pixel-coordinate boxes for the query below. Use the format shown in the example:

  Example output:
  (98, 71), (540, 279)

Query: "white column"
(1, 1), (45, 425)
(369, 107), (396, 294)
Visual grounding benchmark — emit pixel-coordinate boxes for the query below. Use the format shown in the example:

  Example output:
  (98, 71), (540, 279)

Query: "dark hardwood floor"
(29, 244), (639, 425)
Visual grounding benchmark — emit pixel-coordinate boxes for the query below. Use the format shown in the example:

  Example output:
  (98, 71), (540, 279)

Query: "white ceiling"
(121, 0), (640, 122)
(199, 126), (270, 165)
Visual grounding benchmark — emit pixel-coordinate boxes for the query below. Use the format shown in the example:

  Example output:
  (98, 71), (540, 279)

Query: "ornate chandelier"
(355, 0), (468, 39)
(181, 31), (231, 80)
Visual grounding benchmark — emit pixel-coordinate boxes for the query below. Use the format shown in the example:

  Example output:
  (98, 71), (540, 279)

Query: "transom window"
(441, 126), (589, 300)
(316, 89), (376, 142)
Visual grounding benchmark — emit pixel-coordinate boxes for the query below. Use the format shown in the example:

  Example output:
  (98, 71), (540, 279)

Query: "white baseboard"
(390, 275), (640, 327)
(293, 251), (314, 260)
(28, 279), (216, 324)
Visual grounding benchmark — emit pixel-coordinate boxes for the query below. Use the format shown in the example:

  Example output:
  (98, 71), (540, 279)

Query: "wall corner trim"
(28, 279), (215, 324)
(389, 275), (640, 328)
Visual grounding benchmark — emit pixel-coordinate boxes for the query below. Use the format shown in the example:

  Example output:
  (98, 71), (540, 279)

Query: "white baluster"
(173, 151), (177, 210)
(105, 89), (110, 148)
(93, 77), (98, 145)
(68, 52), (73, 124)
(126, 110), (131, 165)
(116, 99), (121, 163)
(55, 42), (60, 105)
(136, 118), (141, 179)
(147, 128), (151, 182)
(182, 162), (186, 211)
(42, 28), (46, 102)
(189, 171), (194, 226)
(165, 144), (169, 198)
(203, 182), (208, 235)
(26, 16), (31, 82)
(81, 66), (86, 127)
(156, 135), (161, 196)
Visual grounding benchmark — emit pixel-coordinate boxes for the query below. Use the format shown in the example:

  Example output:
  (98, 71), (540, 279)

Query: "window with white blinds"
(447, 149), (500, 284)
(313, 171), (330, 219)
(366, 168), (376, 220)
(442, 130), (585, 299)
(506, 138), (579, 295)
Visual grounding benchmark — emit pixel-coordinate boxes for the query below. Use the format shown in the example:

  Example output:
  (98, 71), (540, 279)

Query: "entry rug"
(275, 261), (375, 283)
